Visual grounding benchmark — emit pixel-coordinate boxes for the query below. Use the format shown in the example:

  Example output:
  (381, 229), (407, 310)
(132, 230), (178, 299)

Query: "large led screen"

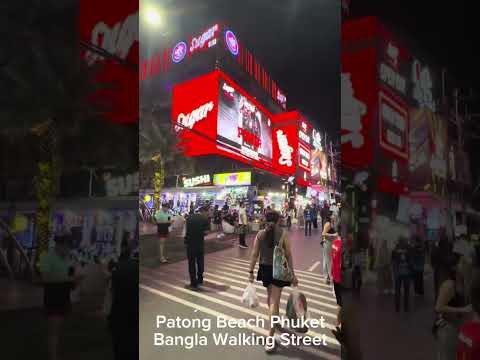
(217, 79), (273, 163)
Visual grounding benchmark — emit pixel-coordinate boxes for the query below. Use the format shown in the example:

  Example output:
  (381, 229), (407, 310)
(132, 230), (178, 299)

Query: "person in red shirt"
(331, 235), (343, 306)
(457, 277), (480, 359)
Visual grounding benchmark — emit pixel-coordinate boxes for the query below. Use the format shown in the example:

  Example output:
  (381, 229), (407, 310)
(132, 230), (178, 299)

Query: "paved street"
(139, 226), (341, 360)
(347, 270), (437, 359)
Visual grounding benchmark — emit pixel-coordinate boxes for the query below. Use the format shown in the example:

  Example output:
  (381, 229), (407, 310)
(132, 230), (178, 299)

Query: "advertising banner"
(341, 47), (378, 168)
(213, 172), (252, 186)
(217, 79), (273, 163)
(409, 108), (447, 195)
(377, 30), (410, 100)
(171, 71), (220, 155)
(311, 129), (329, 184)
(272, 123), (298, 175)
(171, 71), (291, 175)
(79, 0), (139, 124)
(378, 90), (409, 160)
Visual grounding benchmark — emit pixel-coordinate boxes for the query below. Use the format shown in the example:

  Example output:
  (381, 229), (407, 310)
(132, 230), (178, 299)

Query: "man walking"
(304, 205), (313, 236)
(391, 236), (414, 312)
(238, 202), (248, 249)
(184, 207), (210, 290)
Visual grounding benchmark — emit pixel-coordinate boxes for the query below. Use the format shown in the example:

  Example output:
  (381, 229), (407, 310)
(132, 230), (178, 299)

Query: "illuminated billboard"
(213, 172), (252, 186)
(311, 129), (329, 183)
(172, 71), (286, 175)
(217, 79), (273, 163)
(80, 0), (139, 124)
(379, 90), (409, 160)
(272, 124), (298, 175)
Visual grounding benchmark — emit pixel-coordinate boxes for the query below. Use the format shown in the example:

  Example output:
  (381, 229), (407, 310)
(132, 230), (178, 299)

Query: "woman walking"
(434, 249), (472, 360)
(322, 211), (338, 285)
(154, 204), (172, 263)
(248, 211), (298, 352)
(39, 234), (83, 360)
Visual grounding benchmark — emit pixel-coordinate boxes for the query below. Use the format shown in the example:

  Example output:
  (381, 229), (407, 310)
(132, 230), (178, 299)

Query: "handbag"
(431, 313), (447, 338)
(273, 230), (293, 282)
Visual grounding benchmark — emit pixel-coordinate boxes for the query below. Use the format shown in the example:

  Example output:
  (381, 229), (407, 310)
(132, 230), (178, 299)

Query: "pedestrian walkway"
(344, 270), (436, 359)
(140, 247), (340, 360)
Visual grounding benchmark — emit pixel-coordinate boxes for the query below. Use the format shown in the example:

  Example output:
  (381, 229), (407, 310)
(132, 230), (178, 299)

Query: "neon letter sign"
(177, 101), (214, 130)
(276, 130), (294, 167)
(85, 12), (139, 66)
(190, 24), (219, 54)
(183, 174), (211, 187)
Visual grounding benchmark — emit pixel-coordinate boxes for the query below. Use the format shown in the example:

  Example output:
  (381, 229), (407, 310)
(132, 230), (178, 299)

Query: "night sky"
(143, 0), (340, 137)
(143, 0), (479, 187)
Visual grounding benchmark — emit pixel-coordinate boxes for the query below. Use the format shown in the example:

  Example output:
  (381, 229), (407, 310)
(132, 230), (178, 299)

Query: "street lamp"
(141, 3), (163, 27)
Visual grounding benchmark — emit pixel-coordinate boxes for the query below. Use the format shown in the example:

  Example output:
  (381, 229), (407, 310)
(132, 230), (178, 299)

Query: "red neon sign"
(379, 89), (409, 161)
(341, 45), (378, 168)
(272, 124), (298, 175)
(79, 0), (139, 124)
(189, 24), (220, 55)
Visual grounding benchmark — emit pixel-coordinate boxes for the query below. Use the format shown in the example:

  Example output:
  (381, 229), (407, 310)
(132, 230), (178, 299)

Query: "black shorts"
(44, 283), (72, 317)
(157, 223), (170, 237)
(257, 264), (291, 288)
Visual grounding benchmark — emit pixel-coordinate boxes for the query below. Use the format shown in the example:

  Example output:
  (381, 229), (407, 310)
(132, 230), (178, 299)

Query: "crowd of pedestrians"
(369, 230), (480, 358)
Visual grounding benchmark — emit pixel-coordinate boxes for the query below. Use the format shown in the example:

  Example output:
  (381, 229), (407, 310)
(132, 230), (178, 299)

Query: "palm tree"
(140, 107), (195, 211)
(1, 3), (114, 269)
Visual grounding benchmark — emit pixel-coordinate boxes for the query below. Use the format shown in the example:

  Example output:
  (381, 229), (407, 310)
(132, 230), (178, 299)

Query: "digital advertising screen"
(217, 79), (273, 163)
(311, 129), (329, 183)
(213, 172), (252, 186)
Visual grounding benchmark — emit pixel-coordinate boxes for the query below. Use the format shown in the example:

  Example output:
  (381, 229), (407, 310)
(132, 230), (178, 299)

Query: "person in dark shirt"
(391, 236), (414, 312)
(412, 236), (426, 296)
(185, 207), (210, 290)
(304, 205), (313, 236)
(108, 242), (139, 360)
(213, 205), (222, 231)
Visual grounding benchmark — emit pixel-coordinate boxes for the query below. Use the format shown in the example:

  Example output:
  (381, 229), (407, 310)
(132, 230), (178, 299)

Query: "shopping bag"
(273, 230), (293, 282)
(286, 288), (308, 319)
(286, 287), (308, 332)
(241, 283), (259, 308)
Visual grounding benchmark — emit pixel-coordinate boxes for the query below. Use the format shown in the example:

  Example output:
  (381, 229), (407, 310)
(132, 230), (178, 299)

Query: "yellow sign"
(213, 172), (251, 186)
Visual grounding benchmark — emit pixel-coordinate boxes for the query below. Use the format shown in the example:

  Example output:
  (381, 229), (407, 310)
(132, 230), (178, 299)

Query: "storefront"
(141, 171), (256, 214)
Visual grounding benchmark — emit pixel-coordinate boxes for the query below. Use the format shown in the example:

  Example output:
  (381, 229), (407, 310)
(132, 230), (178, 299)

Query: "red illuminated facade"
(140, 22), (334, 192)
(171, 70), (316, 181)
(342, 16), (472, 242)
(79, 0), (139, 124)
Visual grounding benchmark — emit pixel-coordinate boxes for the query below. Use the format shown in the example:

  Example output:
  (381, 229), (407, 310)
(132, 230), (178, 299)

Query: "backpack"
(304, 210), (312, 222)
